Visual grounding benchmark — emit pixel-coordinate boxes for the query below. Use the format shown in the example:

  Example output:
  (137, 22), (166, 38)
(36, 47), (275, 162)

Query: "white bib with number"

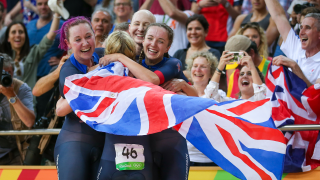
(114, 144), (145, 171)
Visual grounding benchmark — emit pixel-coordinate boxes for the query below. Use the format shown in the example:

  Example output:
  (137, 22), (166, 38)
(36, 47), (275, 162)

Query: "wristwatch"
(224, 1), (230, 8)
(9, 96), (17, 104)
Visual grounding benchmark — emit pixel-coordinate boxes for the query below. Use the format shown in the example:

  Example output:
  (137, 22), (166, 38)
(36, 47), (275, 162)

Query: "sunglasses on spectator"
(115, 2), (131, 7)
(240, 22), (261, 28)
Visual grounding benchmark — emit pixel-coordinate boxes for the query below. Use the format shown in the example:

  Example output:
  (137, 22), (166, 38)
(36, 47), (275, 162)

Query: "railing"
(0, 124), (320, 135)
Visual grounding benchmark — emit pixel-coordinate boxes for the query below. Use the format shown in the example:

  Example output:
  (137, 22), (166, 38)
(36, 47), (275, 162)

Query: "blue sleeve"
(154, 58), (189, 84)
(59, 60), (83, 98)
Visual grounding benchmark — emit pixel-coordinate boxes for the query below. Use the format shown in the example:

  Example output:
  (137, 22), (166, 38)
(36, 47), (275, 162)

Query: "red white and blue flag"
(64, 62), (286, 180)
(266, 64), (320, 173)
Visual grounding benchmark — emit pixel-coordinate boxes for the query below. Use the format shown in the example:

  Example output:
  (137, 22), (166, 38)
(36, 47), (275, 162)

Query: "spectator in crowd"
(266, 0), (320, 86)
(184, 51), (222, 166)
(5, 0), (38, 25)
(128, 10), (156, 60)
(0, 53), (35, 165)
(26, 0), (65, 120)
(141, 0), (194, 56)
(0, 1), (6, 43)
(242, 0), (293, 15)
(27, 0), (65, 78)
(235, 22), (268, 58)
(96, 0), (139, 13)
(94, 0), (114, 13)
(173, 14), (220, 73)
(206, 50), (266, 101)
(63, 0), (97, 18)
(226, 23), (269, 83)
(190, 0), (242, 54)
(91, 8), (113, 48)
(224, 35), (269, 98)
(109, 0), (133, 34)
(139, 0), (191, 15)
(0, 9), (62, 89)
(229, 0), (279, 50)
(114, 21), (130, 32)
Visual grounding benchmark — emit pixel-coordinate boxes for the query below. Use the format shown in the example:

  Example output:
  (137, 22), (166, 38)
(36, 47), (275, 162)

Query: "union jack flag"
(266, 64), (320, 173)
(64, 62), (286, 180)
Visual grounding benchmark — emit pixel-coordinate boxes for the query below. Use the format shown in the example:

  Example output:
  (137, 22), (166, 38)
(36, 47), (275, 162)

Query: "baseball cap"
(225, 35), (252, 70)
(48, 0), (70, 20)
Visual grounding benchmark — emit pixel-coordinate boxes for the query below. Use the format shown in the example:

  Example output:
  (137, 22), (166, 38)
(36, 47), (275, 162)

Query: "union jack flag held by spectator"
(266, 63), (320, 173)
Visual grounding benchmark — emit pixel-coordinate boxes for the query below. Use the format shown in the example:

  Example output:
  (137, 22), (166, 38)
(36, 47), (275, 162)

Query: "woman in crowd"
(207, 50), (266, 102)
(173, 14), (220, 72)
(228, 0), (279, 48)
(185, 51), (222, 166)
(0, 11), (61, 89)
(236, 22), (268, 59)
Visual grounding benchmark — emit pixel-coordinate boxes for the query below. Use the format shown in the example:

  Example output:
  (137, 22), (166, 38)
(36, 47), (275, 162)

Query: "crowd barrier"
(0, 124), (319, 180)
(1, 124), (320, 135)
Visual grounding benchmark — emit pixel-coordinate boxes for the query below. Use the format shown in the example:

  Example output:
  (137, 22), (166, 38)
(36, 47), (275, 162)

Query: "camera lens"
(1, 75), (12, 87)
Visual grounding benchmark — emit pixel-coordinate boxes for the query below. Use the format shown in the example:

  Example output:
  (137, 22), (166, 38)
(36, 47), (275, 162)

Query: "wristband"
(54, 14), (61, 19)
(216, 68), (225, 74)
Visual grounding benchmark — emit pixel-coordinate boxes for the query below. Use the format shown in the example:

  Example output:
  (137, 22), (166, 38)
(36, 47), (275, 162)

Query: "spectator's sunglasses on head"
(240, 22), (261, 29)
(115, 2), (131, 7)
(14, 61), (21, 76)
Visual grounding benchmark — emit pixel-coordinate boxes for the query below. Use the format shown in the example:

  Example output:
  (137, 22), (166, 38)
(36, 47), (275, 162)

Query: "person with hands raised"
(206, 50), (266, 102)
(0, 2), (62, 89)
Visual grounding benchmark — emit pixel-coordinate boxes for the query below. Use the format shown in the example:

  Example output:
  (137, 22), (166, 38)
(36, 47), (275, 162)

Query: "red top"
(198, 0), (234, 42)
(139, 0), (191, 15)
(0, 0), (7, 9)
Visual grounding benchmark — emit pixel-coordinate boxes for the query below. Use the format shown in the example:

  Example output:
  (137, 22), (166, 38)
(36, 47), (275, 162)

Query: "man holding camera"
(266, 0), (320, 86)
(0, 54), (35, 165)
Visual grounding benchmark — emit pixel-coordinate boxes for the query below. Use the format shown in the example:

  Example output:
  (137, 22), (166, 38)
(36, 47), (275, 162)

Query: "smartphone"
(227, 51), (244, 63)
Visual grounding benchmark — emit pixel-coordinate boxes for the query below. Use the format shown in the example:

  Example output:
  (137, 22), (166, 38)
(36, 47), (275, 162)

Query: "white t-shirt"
(154, 11), (194, 56)
(187, 89), (226, 163)
(280, 29), (320, 84)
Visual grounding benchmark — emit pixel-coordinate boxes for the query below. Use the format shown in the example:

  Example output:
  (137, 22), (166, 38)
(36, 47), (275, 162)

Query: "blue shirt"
(142, 57), (189, 84)
(26, 19), (64, 77)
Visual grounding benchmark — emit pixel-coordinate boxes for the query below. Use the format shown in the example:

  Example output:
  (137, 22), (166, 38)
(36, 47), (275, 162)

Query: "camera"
(227, 51), (244, 63)
(294, 2), (315, 14)
(0, 56), (12, 87)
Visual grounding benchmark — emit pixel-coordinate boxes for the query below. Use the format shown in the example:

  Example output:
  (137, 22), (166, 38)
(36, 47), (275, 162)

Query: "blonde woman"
(236, 22), (268, 59)
(185, 51), (225, 166)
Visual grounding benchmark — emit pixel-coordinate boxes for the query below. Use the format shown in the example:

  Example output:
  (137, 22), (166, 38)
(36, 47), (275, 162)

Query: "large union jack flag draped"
(266, 64), (320, 173)
(64, 62), (286, 180)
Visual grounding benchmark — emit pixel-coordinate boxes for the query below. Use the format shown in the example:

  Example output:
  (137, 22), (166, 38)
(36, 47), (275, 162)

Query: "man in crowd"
(91, 8), (113, 48)
(0, 53), (35, 165)
(26, 0), (64, 120)
(110, 0), (133, 34)
(266, 0), (320, 86)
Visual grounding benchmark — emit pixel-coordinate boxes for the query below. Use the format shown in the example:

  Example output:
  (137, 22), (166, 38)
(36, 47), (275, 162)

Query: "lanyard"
(162, 15), (170, 24)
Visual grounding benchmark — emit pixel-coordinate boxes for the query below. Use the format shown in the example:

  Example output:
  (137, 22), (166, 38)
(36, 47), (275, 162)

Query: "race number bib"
(114, 144), (145, 171)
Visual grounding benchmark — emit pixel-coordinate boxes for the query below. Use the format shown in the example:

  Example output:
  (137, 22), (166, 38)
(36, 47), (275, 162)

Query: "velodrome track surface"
(0, 166), (319, 179)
